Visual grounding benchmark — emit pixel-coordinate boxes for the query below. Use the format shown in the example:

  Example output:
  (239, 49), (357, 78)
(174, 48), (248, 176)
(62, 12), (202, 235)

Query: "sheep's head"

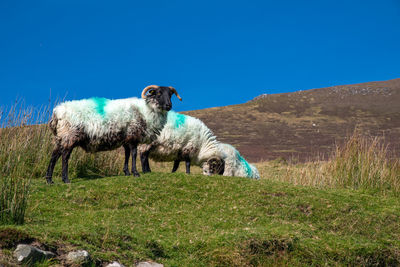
(202, 157), (225, 176)
(141, 85), (182, 112)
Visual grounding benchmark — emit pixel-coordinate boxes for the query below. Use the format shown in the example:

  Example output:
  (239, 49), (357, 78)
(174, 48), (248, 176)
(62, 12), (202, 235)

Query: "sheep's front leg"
(130, 143), (140, 177)
(171, 160), (180, 173)
(61, 147), (73, 183)
(45, 147), (62, 184)
(123, 144), (131, 175)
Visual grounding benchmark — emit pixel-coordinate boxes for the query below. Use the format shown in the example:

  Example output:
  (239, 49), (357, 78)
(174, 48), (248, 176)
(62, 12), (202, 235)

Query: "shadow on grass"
(75, 172), (142, 181)
(76, 174), (106, 181)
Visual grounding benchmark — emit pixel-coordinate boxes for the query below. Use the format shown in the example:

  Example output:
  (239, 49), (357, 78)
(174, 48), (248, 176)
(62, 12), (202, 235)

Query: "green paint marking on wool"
(236, 151), (252, 177)
(168, 111), (186, 129)
(91, 97), (109, 117)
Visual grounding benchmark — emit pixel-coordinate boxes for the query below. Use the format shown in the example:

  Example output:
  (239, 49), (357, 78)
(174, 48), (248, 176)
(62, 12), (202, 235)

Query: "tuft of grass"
(329, 134), (400, 191)
(281, 134), (400, 194)
(0, 103), (51, 225)
(0, 176), (30, 225)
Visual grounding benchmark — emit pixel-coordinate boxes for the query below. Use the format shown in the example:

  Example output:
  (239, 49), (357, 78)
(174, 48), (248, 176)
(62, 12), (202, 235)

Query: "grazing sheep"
(45, 85), (182, 184)
(137, 111), (224, 174)
(203, 143), (260, 179)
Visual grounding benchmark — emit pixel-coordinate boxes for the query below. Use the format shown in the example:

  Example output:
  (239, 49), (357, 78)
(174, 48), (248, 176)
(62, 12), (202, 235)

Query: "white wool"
(142, 111), (221, 165)
(217, 143), (260, 179)
(53, 97), (166, 143)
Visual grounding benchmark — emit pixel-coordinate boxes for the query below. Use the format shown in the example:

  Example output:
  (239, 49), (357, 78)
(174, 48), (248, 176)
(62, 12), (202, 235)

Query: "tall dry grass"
(283, 134), (400, 194)
(0, 102), (125, 224)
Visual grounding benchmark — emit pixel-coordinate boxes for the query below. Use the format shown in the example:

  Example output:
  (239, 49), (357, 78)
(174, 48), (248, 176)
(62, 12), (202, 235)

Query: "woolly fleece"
(140, 111), (221, 165)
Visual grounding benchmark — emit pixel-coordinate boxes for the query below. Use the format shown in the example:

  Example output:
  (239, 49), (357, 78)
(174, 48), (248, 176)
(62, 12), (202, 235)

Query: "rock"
(136, 261), (164, 267)
(13, 244), (55, 265)
(106, 261), (126, 267)
(66, 250), (91, 264)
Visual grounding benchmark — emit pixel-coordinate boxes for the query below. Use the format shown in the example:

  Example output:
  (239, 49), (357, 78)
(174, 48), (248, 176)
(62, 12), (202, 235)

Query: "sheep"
(45, 85), (182, 184)
(137, 112), (258, 179)
(137, 111), (225, 174)
(203, 143), (260, 179)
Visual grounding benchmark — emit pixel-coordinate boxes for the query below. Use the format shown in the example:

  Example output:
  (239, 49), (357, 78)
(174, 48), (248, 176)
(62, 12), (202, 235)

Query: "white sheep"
(203, 143), (260, 179)
(45, 85), (182, 184)
(137, 111), (224, 174)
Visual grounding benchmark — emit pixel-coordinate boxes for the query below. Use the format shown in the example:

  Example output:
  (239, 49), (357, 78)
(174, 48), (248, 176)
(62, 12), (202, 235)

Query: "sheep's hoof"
(123, 170), (131, 176)
(46, 178), (54, 184)
(133, 171), (140, 177)
(62, 178), (71, 183)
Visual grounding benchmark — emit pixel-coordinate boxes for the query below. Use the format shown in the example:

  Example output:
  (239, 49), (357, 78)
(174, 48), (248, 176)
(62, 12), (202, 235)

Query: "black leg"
(140, 152), (147, 173)
(185, 159), (191, 174)
(171, 160), (180, 173)
(140, 151), (151, 173)
(123, 144), (131, 175)
(145, 154), (151, 173)
(61, 147), (73, 183)
(45, 147), (61, 184)
(130, 143), (140, 177)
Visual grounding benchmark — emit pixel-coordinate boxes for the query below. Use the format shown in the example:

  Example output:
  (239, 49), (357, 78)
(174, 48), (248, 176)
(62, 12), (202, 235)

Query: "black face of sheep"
(203, 158), (225, 176)
(142, 85), (182, 111)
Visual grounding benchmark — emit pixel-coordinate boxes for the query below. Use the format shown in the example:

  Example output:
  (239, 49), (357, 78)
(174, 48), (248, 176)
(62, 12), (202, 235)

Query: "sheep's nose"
(165, 104), (172, 111)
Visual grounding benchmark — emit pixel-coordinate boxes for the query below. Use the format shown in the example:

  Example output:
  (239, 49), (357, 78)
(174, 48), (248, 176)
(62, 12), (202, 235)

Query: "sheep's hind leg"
(171, 160), (180, 173)
(61, 147), (73, 183)
(123, 144), (131, 175)
(130, 143), (140, 177)
(45, 147), (62, 184)
(145, 156), (151, 173)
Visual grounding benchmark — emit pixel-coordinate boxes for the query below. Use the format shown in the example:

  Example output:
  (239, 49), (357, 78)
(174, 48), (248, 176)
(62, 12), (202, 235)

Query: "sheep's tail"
(48, 113), (58, 135)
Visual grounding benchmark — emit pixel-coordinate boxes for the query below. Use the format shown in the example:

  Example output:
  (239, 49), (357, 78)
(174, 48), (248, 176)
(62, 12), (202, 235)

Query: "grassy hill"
(185, 78), (400, 162)
(2, 171), (400, 266)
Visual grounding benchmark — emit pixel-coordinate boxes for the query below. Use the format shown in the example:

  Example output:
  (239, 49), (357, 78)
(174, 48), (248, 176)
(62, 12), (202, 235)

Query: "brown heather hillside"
(184, 78), (400, 162)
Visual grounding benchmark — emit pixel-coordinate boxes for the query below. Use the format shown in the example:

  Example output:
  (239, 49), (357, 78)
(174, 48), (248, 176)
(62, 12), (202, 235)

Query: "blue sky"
(0, 0), (399, 111)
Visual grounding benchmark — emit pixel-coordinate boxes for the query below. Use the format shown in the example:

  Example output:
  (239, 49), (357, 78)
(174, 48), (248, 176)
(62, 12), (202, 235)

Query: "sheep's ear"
(148, 89), (156, 96)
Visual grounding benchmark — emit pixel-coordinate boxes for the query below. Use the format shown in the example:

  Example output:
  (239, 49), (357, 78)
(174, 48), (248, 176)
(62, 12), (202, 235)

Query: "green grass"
(2, 172), (399, 266)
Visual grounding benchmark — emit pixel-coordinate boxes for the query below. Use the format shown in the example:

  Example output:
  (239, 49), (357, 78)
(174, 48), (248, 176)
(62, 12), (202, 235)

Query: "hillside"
(185, 78), (400, 162)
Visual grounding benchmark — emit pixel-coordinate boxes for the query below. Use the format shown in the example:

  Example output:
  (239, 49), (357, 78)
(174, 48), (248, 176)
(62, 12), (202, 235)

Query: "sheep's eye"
(157, 91), (162, 96)
(148, 90), (155, 95)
